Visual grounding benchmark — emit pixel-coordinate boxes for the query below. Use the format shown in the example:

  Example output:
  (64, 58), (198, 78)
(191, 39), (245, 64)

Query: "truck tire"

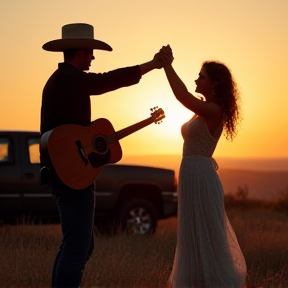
(116, 198), (158, 235)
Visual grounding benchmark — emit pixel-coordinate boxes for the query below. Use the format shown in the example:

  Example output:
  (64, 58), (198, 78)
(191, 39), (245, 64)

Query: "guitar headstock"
(150, 106), (165, 124)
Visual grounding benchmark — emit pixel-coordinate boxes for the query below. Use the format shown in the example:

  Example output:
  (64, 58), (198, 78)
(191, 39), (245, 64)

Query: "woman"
(159, 46), (247, 288)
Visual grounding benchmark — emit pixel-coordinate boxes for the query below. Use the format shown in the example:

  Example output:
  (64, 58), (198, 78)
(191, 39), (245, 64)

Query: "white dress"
(169, 116), (247, 288)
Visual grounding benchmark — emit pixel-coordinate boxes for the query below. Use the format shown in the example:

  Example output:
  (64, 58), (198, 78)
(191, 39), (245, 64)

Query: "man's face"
(79, 49), (95, 71)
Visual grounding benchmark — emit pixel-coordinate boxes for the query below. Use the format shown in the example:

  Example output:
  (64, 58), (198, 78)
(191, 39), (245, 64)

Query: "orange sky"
(0, 0), (287, 158)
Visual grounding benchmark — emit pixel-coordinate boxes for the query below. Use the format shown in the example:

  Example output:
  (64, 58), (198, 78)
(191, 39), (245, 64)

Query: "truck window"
(0, 137), (11, 163)
(28, 138), (40, 164)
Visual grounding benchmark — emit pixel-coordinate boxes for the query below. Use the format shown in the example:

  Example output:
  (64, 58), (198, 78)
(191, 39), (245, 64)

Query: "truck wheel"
(116, 198), (158, 235)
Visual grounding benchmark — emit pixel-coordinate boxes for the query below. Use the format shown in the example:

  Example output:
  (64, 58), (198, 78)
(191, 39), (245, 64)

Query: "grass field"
(1, 199), (288, 288)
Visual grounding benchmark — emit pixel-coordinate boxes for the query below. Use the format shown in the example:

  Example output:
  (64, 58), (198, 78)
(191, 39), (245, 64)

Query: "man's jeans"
(50, 181), (95, 288)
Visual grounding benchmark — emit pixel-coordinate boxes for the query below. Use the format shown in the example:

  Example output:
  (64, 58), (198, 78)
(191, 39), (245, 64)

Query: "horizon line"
(122, 155), (288, 159)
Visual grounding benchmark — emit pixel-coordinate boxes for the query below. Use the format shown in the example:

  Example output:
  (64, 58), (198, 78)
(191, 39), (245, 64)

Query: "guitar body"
(41, 118), (122, 190)
(40, 107), (165, 190)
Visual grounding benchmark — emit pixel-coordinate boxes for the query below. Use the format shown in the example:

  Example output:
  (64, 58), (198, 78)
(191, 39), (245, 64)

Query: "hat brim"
(42, 39), (112, 52)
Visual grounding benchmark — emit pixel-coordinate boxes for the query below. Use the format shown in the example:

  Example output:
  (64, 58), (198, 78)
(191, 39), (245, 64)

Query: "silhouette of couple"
(40, 23), (247, 288)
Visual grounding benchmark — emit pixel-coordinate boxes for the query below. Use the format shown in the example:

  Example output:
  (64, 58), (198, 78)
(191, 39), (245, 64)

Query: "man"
(40, 23), (164, 288)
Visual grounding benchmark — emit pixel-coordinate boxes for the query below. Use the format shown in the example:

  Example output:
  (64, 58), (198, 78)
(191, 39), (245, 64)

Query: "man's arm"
(81, 51), (164, 95)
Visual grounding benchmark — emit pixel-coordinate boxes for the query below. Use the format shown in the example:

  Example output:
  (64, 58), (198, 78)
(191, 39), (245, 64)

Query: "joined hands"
(155, 45), (174, 67)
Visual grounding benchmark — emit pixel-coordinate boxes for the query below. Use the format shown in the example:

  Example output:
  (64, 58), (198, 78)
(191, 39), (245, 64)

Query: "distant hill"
(215, 157), (288, 172)
(218, 169), (288, 200)
(119, 155), (288, 200)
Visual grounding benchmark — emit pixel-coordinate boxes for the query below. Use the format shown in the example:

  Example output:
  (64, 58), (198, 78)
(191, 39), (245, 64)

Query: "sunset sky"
(1, 0), (287, 159)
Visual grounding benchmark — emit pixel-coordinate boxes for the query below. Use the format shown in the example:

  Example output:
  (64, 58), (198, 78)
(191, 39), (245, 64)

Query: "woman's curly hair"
(202, 61), (242, 141)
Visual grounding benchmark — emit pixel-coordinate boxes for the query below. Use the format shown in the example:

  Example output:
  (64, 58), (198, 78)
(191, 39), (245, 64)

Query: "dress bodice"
(181, 116), (221, 157)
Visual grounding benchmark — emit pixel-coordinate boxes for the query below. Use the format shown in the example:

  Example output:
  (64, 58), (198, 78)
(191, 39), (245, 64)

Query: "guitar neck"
(107, 117), (155, 143)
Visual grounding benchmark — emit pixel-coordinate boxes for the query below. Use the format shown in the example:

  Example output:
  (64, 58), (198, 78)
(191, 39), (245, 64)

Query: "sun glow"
(160, 105), (194, 135)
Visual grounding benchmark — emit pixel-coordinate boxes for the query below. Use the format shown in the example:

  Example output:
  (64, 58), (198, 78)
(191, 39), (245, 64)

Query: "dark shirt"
(40, 62), (141, 184)
(41, 62), (141, 135)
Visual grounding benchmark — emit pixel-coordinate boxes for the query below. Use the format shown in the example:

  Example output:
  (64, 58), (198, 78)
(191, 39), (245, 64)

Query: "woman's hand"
(157, 45), (174, 66)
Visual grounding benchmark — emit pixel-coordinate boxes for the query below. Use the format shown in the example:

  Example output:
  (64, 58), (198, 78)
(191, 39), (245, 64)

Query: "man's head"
(63, 48), (95, 71)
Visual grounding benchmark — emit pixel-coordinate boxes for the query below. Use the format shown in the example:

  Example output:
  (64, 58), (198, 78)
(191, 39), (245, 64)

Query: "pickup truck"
(0, 130), (178, 235)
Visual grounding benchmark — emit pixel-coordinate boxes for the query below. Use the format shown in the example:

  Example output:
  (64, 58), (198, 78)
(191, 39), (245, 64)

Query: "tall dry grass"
(1, 199), (288, 288)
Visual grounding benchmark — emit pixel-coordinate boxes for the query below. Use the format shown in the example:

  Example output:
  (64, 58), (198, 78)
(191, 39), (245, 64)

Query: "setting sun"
(159, 105), (194, 135)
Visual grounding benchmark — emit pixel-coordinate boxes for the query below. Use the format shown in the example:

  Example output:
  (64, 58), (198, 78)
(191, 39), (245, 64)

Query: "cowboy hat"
(42, 23), (112, 52)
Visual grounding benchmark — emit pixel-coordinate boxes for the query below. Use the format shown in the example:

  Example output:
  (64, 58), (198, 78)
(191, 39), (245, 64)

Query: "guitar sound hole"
(93, 136), (108, 154)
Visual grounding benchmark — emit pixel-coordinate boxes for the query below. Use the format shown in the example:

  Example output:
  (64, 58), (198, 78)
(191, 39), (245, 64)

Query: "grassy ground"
(1, 200), (288, 288)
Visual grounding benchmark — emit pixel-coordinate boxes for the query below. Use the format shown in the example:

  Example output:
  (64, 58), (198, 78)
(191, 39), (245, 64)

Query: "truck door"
(19, 133), (58, 217)
(0, 133), (22, 216)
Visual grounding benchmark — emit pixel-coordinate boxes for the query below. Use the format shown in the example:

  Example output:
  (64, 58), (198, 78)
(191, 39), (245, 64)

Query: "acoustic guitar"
(40, 107), (165, 190)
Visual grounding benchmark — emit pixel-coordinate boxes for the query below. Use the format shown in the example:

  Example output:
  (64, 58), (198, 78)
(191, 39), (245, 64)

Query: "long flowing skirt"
(169, 156), (247, 288)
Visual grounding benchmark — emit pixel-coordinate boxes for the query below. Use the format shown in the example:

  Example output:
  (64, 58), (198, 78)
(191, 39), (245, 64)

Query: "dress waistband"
(182, 155), (219, 170)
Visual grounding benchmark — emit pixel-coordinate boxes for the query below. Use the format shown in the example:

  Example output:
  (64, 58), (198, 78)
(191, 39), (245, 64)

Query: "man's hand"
(152, 52), (165, 69)
(152, 45), (174, 69)
(139, 45), (174, 75)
